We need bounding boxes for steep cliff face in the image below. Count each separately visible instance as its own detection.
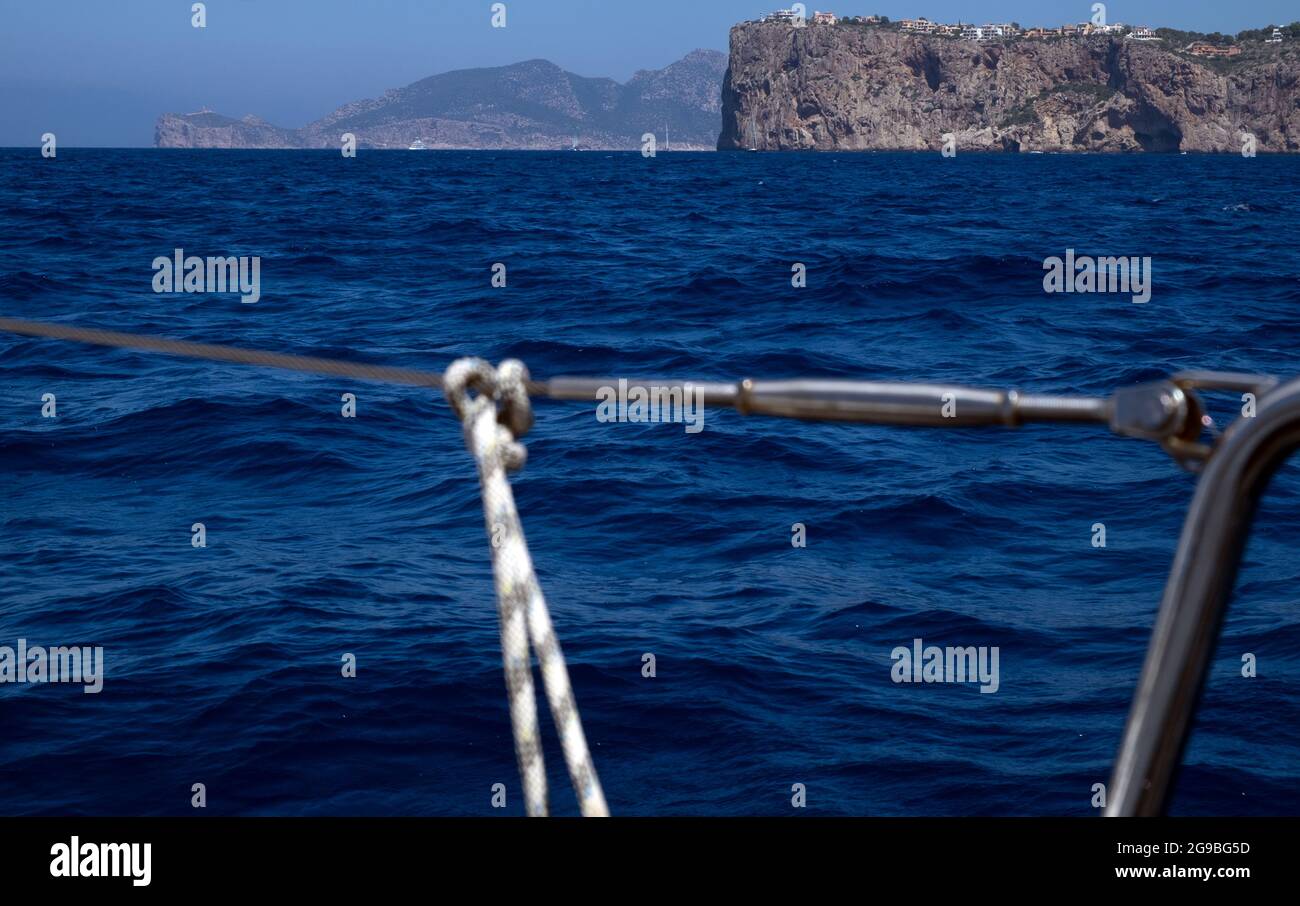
[157,51,727,150]
[718,24,1300,152]
[153,111,300,149]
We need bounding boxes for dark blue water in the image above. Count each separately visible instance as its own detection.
[1,149,1298,816]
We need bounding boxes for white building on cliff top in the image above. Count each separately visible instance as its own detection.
[763,8,804,24]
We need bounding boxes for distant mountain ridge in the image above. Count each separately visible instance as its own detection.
[155,50,727,150]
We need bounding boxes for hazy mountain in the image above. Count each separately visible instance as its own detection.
[156,50,728,150]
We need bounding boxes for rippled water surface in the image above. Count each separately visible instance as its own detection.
[1,149,1298,815]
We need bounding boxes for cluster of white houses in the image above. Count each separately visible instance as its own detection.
[897,17,1155,42]
[755,11,1154,40]
[756,12,1287,53]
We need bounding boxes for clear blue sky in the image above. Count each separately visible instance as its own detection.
[1,0,1293,146]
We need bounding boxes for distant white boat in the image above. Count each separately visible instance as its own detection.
[408,140,426,151]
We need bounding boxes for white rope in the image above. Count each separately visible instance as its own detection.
[444,357,609,818]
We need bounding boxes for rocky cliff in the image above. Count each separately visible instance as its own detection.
[718,23,1300,152]
[156,50,727,150]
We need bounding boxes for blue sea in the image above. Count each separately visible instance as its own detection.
[1,149,1298,816]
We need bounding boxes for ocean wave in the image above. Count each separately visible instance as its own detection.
[1,149,1298,816]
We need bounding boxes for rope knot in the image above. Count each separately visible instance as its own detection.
[443,357,534,472]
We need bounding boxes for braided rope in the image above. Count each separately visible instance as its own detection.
[444,358,609,818]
